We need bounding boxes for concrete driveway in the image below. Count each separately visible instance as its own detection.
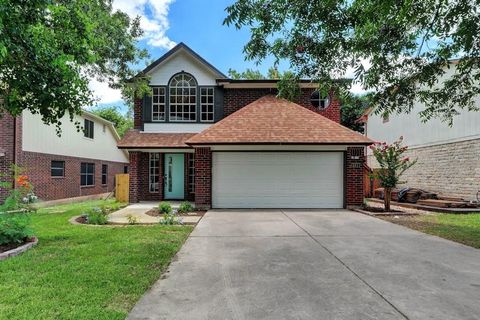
[128,210,480,320]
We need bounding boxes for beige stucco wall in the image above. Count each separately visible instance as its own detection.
[368,138,480,200]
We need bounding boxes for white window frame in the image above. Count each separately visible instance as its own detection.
[149,153,160,193]
[152,87,166,121]
[310,91,331,109]
[200,87,215,122]
[169,73,197,122]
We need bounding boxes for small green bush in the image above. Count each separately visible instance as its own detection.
[126,214,138,225]
[159,202,173,214]
[84,207,108,225]
[0,213,33,245]
[178,201,194,214]
[159,213,182,225]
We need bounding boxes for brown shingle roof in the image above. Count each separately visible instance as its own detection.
[117,130,195,149]
[187,95,373,145]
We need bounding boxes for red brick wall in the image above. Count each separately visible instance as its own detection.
[19,151,127,201]
[129,152,140,203]
[134,98,143,129]
[346,147,365,207]
[0,114,15,202]
[223,88,341,123]
[194,147,211,209]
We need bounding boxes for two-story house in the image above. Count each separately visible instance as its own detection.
[118,43,372,209]
[0,110,129,203]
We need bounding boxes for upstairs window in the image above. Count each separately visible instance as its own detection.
[200,88,214,122]
[310,91,331,109]
[169,73,197,122]
[152,87,166,121]
[84,119,94,139]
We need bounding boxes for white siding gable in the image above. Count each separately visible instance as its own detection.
[367,65,480,148]
[148,50,218,86]
[22,111,128,163]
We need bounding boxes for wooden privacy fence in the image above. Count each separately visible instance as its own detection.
[115,174,129,203]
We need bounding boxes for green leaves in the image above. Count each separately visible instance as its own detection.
[0,0,148,130]
[225,0,480,124]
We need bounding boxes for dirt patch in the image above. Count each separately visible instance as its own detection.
[145,208,206,217]
[379,216,437,231]
[362,206,403,214]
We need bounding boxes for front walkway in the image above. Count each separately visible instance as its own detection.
[108,202,201,224]
[128,209,480,320]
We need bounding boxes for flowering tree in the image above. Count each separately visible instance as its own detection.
[370,137,416,211]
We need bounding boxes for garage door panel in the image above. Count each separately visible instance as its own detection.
[212,152,344,208]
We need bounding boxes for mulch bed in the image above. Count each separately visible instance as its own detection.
[75,215,88,224]
[361,206,403,213]
[0,237,33,253]
[145,208,206,217]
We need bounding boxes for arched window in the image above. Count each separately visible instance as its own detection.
[169,73,197,121]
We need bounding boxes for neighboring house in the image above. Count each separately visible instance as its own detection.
[0,110,129,203]
[118,43,372,209]
[364,64,480,200]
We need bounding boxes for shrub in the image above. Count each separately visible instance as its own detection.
[159,202,172,214]
[0,165,38,213]
[127,214,138,225]
[159,212,182,225]
[178,201,194,214]
[84,207,109,225]
[0,213,33,245]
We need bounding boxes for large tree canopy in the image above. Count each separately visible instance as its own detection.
[90,106,133,137]
[224,0,480,124]
[0,0,148,128]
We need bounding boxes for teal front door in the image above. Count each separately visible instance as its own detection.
[164,154,185,199]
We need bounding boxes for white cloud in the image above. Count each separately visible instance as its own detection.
[88,78,123,106]
[89,0,176,104]
[112,0,176,49]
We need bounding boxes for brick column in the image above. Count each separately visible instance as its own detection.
[346,147,365,207]
[129,152,140,203]
[194,147,212,210]
[0,114,16,203]
[133,98,142,129]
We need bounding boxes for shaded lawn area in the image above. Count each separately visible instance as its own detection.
[0,200,193,320]
[381,213,480,249]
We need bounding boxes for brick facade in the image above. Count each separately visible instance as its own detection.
[134,98,143,129]
[128,152,140,203]
[223,88,341,123]
[346,147,365,207]
[368,138,480,201]
[194,147,211,210]
[1,113,128,203]
[18,151,126,201]
[0,114,20,203]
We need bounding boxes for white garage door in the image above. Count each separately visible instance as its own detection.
[212,152,344,208]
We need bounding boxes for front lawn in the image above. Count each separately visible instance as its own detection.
[381,213,480,248]
[0,200,193,320]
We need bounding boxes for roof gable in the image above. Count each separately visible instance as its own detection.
[187,96,373,145]
[140,43,227,81]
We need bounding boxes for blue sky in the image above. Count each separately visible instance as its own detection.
[92,0,362,112]
[91,0,286,112]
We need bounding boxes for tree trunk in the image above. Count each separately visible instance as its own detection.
[384,187,392,212]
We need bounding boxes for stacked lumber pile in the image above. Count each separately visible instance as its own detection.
[373,187,480,208]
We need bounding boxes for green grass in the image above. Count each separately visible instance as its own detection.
[0,200,193,320]
[382,213,480,248]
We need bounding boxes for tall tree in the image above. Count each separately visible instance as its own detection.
[225,1,480,124]
[228,68,266,79]
[90,106,132,137]
[0,0,148,129]
[341,95,370,133]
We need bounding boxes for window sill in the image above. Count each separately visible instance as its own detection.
[51,176,65,179]
[80,185,95,188]
[83,137,94,141]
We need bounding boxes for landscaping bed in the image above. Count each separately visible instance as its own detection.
[0,200,193,320]
[145,207,206,217]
